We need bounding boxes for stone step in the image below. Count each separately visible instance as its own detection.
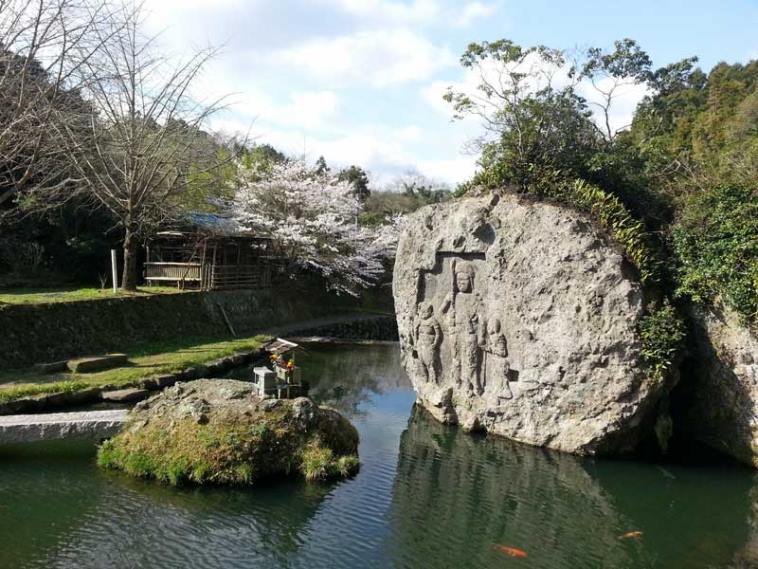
[101,388,149,403]
[34,360,69,374]
[67,354,129,373]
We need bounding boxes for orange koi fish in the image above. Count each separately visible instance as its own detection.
[618,531,643,540]
[493,544,528,558]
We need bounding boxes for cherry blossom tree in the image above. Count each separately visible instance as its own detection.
[232,159,395,295]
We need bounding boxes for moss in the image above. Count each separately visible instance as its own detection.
[97,396,360,486]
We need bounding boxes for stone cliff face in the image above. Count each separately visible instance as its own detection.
[683,304,758,467]
[393,194,668,455]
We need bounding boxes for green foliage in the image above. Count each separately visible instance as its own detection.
[337,165,371,201]
[631,60,757,190]
[638,303,687,382]
[360,178,451,226]
[0,380,90,404]
[578,38,652,82]
[454,35,756,332]
[672,185,757,322]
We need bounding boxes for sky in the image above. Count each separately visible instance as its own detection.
[142,0,758,187]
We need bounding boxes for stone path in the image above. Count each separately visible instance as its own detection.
[0,409,126,444]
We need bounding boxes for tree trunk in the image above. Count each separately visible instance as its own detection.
[121,226,138,291]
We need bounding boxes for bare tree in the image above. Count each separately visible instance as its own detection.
[573,39,652,143]
[0,0,117,206]
[54,4,226,290]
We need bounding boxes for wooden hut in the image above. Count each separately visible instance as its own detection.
[144,214,279,291]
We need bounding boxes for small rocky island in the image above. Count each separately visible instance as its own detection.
[98,379,360,485]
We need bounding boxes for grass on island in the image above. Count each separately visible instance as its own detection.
[0,286,184,306]
[0,334,270,404]
[97,390,360,486]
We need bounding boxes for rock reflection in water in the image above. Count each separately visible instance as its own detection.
[388,406,757,569]
[387,406,648,568]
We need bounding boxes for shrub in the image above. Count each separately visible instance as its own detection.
[638,303,687,382]
[672,184,757,324]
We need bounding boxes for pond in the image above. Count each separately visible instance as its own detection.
[0,343,755,569]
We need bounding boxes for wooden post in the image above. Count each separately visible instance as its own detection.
[110,249,118,292]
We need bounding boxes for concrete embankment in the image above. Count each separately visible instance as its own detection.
[0,409,126,444]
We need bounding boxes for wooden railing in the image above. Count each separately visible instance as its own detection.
[144,262,202,283]
[210,264,271,290]
[145,262,272,291]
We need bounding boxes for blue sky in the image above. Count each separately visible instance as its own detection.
[144,0,758,186]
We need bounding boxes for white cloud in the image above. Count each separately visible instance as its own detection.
[281,91,340,129]
[275,29,455,87]
[207,89,340,133]
[320,0,499,28]
[457,2,498,27]
[321,0,441,24]
[396,125,423,141]
[140,0,477,184]
[417,155,477,184]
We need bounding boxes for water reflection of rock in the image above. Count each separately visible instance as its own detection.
[302,343,410,415]
[730,484,758,568]
[387,406,649,569]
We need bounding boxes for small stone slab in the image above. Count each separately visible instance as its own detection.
[0,409,127,444]
[67,354,129,373]
[34,361,69,374]
[101,388,149,403]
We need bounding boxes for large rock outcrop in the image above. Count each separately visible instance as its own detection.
[683,304,758,467]
[393,194,667,455]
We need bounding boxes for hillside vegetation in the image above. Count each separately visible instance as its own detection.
[449,40,756,326]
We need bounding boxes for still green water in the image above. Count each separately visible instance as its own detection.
[0,344,755,569]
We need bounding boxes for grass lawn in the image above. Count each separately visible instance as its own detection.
[0,286,185,305]
[0,334,270,404]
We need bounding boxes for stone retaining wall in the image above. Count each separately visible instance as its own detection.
[0,280,381,369]
[284,314,399,341]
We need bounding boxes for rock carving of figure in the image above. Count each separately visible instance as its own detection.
[483,318,512,399]
[441,259,483,394]
[414,303,442,384]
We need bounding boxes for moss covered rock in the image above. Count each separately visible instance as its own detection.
[98,379,359,485]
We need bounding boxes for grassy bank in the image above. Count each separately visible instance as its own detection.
[0,286,182,305]
[0,334,269,404]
